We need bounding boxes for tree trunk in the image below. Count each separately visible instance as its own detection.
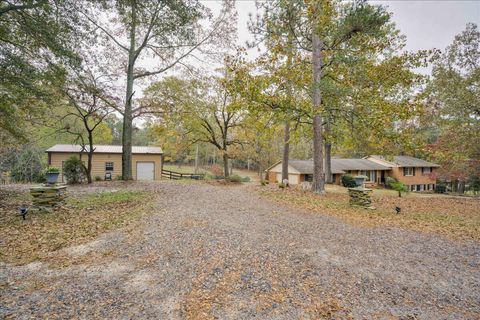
[282,31,293,183]
[258,164,263,180]
[281,121,290,181]
[223,152,229,178]
[458,180,465,194]
[452,179,458,192]
[87,131,94,184]
[311,11,325,194]
[194,144,199,174]
[122,2,136,181]
[325,141,332,184]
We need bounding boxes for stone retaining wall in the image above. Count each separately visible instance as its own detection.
[30,184,67,211]
[348,188,373,209]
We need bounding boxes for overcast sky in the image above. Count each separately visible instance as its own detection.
[225,0,480,70]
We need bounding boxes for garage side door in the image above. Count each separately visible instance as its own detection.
[136,162,155,180]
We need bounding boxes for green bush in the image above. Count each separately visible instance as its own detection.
[45,166,60,173]
[467,176,480,194]
[3,146,46,183]
[435,184,447,194]
[260,180,267,186]
[341,174,356,188]
[278,182,285,188]
[390,181,408,197]
[115,175,123,180]
[64,156,86,184]
[241,176,251,182]
[228,174,242,183]
[385,177,397,189]
[94,175,102,181]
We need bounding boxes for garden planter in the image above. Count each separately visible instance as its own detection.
[354,176,366,188]
[46,172,60,184]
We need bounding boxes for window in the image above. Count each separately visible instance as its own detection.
[370,170,377,183]
[359,170,370,181]
[105,162,114,171]
[304,174,313,182]
[410,185,415,192]
[403,167,414,176]
[422,167,431,174]
[416,185,421,192]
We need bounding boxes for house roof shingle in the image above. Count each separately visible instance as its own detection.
[333,159,391,171]
[287,159,390,174]
[288,160,346,174]
[370,155,440,167]
[46,144,163,154]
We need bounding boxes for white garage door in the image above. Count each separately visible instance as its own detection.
[136,162,155,180]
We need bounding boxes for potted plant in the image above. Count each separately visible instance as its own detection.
[45,167,60,184]
[354,175,368,188]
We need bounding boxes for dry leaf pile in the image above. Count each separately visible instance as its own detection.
[257,186,480,241]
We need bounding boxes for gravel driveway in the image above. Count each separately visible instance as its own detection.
[1,182,479,319]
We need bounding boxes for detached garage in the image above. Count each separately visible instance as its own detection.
[46,144,163,182]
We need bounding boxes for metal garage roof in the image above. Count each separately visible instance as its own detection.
[46,144,163,154]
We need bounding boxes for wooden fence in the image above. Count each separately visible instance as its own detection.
[161,169,205,180]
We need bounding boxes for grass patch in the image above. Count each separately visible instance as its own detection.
[258,186,480,241]
[0,189,152,265]
[68,190,143,209]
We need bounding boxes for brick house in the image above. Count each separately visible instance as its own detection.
[266,155,440,192]
[365,155,440,191]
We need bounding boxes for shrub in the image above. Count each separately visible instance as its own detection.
[3,146,46,183]
[228,174,242,183]
[241,176,251,182]
[390,181,408,197]
[94,175,102,181]
[385,177,397,189]
[435,183,447,194]
[341,174,356,188]
[260,180,267,186]
[278,182,285,188]
[45,167,60,173]
[115,175,123,180]
[467,176,480,194]
[64,156,86,184]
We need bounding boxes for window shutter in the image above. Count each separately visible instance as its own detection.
[413,167,416,176]
[403,167,406,176]
[421,167,424,174]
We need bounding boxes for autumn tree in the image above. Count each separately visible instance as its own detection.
[245,0,395,193]
[76,0,236,180]
[248,0,307,183]
[144,68,247,178]
[59,68,116,183]
[426,23,480,192]
[0,0,79,144]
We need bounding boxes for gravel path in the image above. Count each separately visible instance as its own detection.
[1,182,479,319]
